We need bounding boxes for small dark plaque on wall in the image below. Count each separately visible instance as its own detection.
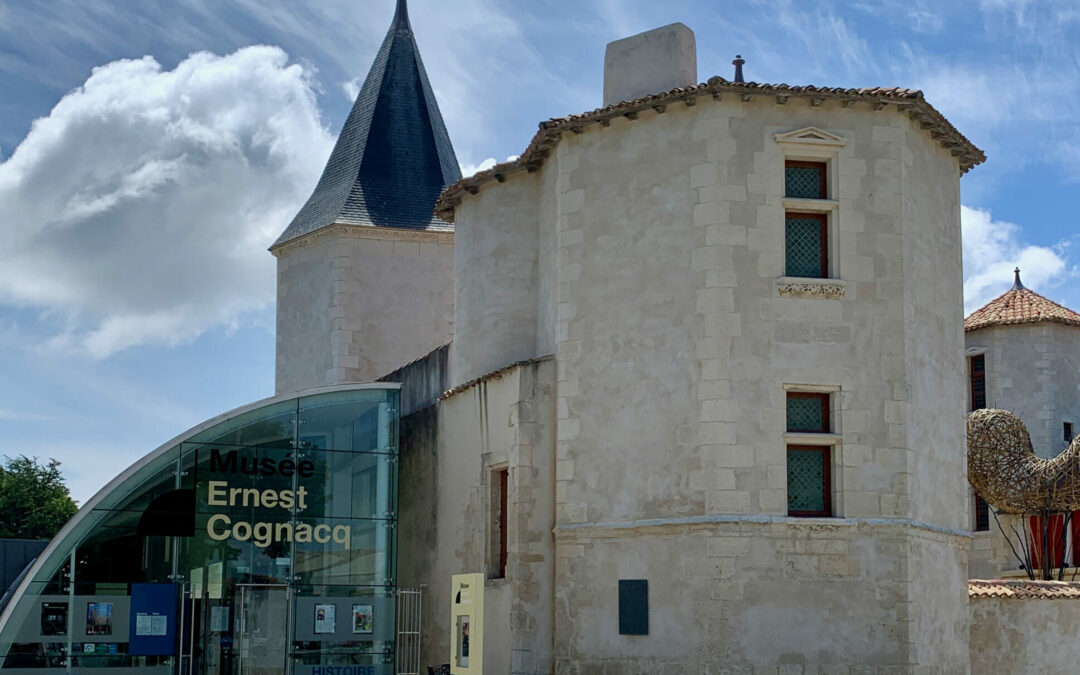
[618,579,648,635]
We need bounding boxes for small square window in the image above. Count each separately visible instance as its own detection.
[785,160,827,199]
[786,392,831,433]
[785,213,828,278]
[787,445,831,517]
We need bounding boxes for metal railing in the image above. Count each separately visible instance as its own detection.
[396,588,423,675]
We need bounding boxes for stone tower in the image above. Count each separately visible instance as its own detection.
[964,269,1080,458]
[414,23,986,671]
[271,0,459,394]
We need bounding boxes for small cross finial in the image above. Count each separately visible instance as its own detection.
[1012,267,1025,290]
[732,55,745,83]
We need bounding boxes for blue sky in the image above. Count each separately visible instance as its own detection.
[0,0,1077,503]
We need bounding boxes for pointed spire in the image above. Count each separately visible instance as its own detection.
[1012,267,1025,290]
[272,0,460,248]
[732,55,745,83]
[392,0,411,31]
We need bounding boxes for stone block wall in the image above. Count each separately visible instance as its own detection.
[448,86,971,669]
[965,323,1080,460]
[275,226,453,394]
[970,585,1080,672]
[554,520,968,673]
[398,360,556,674]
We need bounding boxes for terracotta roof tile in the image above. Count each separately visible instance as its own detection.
[969,579,1080,599]
[435,77,985,222]
[965,287,1080,331]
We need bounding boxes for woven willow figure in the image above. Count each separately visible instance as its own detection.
[968,408,1080,514]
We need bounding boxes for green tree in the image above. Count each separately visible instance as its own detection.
[0,455,78,539]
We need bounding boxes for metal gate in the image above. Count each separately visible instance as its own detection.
[396,588,423,675]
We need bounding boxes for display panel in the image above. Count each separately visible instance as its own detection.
[0,386,399,675]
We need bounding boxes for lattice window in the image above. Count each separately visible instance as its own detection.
[974,493,990,532]
[970,354,986,411]
[785,161,826,199]
[786,392,830,433]
[787,446,830,516]
[785,213,827,278]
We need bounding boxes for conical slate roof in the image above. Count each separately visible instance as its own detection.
[272,0,460,248]
[965,269,1080,331]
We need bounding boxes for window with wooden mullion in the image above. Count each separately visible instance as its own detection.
[785,212,829,279]
[786,392,831,434]
[787,445,832,517]
[786,392,833,517]
[784,160,827,200]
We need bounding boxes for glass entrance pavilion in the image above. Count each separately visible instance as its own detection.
[0,385,399,675]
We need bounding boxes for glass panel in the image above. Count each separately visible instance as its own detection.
[785,216,825,278]
[785,165,823,199]
[187,399,299,449]
[788,448,827,514]
[237,585,288,675]
[0,386,400,674]
[298,389,397,453]
[787,395,827,433]
[291,587,396,666]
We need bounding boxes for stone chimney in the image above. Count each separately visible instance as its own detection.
[603,23,697,107]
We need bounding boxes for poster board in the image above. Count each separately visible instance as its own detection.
[128,583,177,656]
[449,573,484,675]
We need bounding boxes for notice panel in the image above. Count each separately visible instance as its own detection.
[128,583,177,655]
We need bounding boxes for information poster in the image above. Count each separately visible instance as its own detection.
[207,562,223,600]
[210,606,229,632]
[41,602,67,636]
[135,614,152,636]
[314,604,335,634]
[190,567,203,599]
[352,604,373,634]
[86,602,113,635]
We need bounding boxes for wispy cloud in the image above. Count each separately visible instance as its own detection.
[0,408,51,422]
[459,155,519,178]
[961,205,1073,313]
[341,77,360,102]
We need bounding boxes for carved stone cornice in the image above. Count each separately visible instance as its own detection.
[774,277,847,300]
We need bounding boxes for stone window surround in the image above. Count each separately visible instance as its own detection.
[783,383,843,517]
[775,127,848,299]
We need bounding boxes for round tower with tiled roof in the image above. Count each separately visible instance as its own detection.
[271,0,458,393]
[965,269,1080,460]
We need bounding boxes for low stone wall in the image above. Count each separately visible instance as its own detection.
[969,580,1080,673]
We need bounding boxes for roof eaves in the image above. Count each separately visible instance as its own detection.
[435,77,985,223]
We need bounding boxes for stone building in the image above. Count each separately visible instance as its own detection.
[389,20,987,673]
[11,4,1080,674]
[965,270,1080,579]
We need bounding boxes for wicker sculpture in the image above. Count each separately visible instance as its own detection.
[968,408,1080,514]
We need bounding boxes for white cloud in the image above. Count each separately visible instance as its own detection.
[459,155,520,178]
[961,205,1070,313]
[341,77,360,102]
[0,46,334,358]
